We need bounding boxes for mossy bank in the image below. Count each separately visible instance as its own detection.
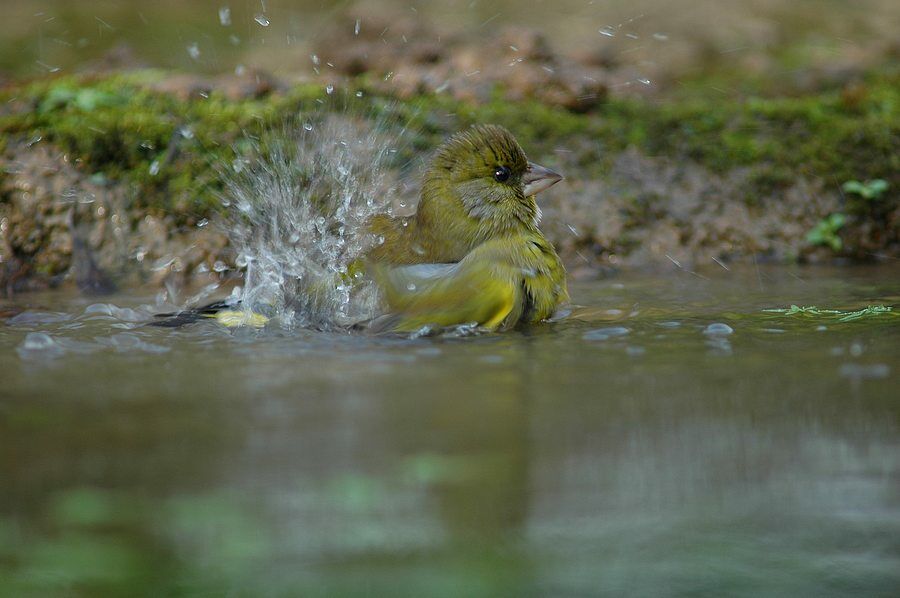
[1,67,898,294]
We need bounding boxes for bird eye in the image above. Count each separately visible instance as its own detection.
[493,166,511,182]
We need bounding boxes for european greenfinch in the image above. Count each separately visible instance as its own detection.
[362,124,568,332]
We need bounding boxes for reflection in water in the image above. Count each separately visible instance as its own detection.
[386,345,532,539]
[1,267,899,595]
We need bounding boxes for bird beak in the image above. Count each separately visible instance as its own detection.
[523,162,563,197]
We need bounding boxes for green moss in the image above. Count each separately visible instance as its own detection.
[1,69,897,223]
[0,74,338,217]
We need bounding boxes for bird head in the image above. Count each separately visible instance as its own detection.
[421,125,562,233]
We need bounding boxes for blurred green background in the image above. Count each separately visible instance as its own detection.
[3,0,898,94]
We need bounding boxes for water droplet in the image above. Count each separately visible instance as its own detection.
[703,323,733,336]
[310,54,320,66]
[354,18,361,35]
[355,91,363,98]
[149,160,160,176]
[8,311,71,325]
[638,77,651,86]
[406,283,417,291]
[254,14,270,27]
[325,83,334,94]
[303,122,313,131]
[218,6,231,26]
[187,43,200,60]
[213,261,228,272]
[231,158,248,173]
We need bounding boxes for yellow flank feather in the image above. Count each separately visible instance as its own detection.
[213,310,270,328]
[371,230,567,333]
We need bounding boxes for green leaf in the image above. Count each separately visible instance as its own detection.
[842,180,865,195]
[827,213,847,228]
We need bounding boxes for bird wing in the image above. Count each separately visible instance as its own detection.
[371,259,522,333]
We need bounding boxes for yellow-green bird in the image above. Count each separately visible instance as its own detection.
[364,125,569,332]
[154,125,568,331]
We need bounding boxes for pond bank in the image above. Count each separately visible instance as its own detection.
[1,64,897,294]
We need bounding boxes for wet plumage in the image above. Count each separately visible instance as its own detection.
[365,124,569,332]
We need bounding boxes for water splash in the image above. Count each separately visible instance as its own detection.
[222,115,411,330]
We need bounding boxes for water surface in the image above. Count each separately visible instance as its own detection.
[1,265,899,596]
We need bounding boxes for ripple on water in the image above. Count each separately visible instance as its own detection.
[8,311,72,326]
[104,333,170,354]
[583,326,631,341]
[17,332,64,358]
[17,332,102,359]
[839,363,890,380]
[82,303,148,323]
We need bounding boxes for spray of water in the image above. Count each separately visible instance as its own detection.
[221,114,413,330]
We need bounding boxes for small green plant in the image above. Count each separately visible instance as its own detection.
[806,213,846,251]
[39,86,125,113]
[763,305,894,322]
[842,179,889,201]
